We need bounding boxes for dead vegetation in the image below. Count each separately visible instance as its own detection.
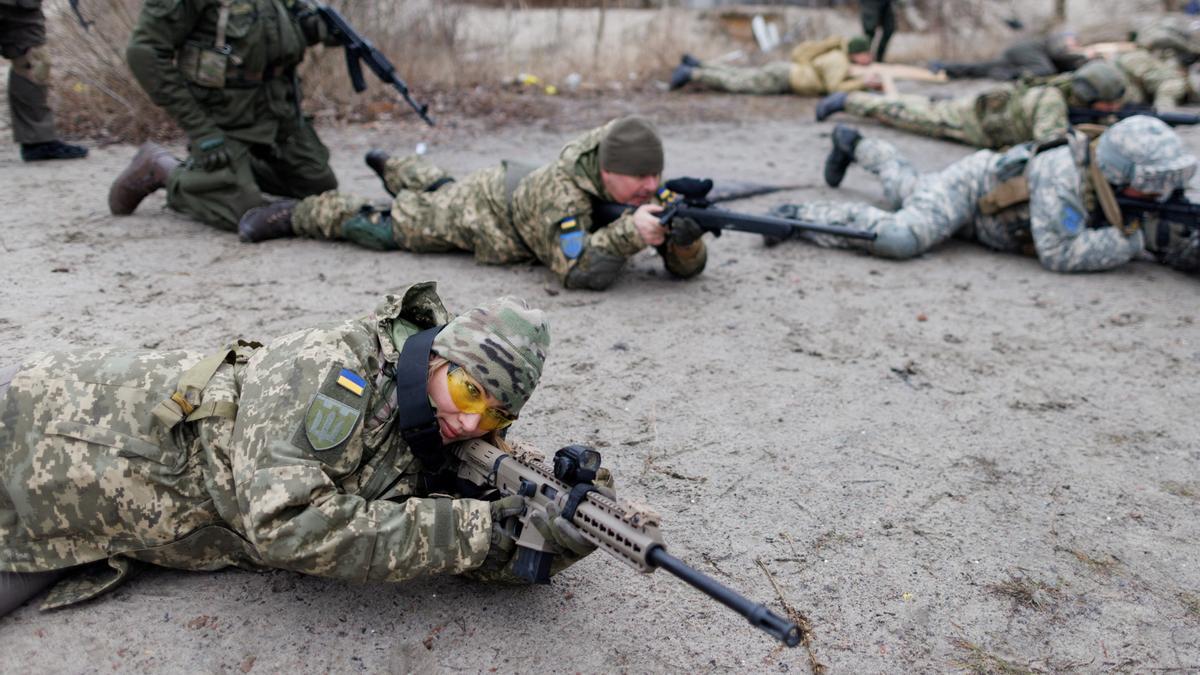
[948,637,1037,675]
[988,573,1062,611]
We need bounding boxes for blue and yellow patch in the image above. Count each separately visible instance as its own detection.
[336,368,366,396]
[1061,204,1083,235]
[558,217,584,259]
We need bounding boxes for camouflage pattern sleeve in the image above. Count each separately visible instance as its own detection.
[230,324,491,582]
[1022,86,1069,146]
[126,0,220,139]
[1118,50,1188,108]
[1026,147,1144,272]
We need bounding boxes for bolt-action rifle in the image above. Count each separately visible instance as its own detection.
[314,4,434,126]
[449,439,804,647]
[594,177,876,242]
[1068,104,1200,127]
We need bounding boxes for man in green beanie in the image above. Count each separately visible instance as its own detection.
[238,116,707,291]
[669,36,880,96]
[0,282,607,614]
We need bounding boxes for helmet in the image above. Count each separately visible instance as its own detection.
[1070,61,1126,105]
[1096,115,1198,195]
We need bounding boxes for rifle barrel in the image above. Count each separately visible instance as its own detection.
[647,546,803,647]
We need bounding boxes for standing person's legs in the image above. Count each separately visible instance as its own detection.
[1,6,56,144]
[875,0,896,62]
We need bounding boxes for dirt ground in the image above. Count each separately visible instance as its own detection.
[2,84,1199,673]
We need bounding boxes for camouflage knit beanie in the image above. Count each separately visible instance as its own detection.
[847,35,871,54]
[1071,60,1126,104]
[432,296,550,416]
[599,116,663,176]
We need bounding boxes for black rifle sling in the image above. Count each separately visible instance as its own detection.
[394,326,446,469]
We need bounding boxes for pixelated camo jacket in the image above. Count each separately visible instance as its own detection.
[0,282,492,607]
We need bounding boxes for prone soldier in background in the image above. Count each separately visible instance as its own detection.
[814,60,1127,149]
[667,36,880,96]
[931,32,1090,81]
[770,115,1199,275]
[0,0,87,161]
[237,116,708,291]
[107,0,339,230]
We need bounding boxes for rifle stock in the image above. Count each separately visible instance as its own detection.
[315,5,435,126]
[451,439,804,647]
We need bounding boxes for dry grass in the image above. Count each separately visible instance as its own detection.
[948,637,1036,675]
[988,573,1062,611]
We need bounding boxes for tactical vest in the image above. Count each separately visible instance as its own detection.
[978,134,1137,239]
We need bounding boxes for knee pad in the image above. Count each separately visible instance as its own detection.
[870,221,923,259]
[563,249,626,290]
[11,46,51,86]
[343,209,399,250]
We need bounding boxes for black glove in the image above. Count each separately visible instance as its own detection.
[668,216,704,247]
[190,134,230,171]
[664,177,713,200]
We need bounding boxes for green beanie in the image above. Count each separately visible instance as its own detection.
[599,116,663,176]
[847,35,871,55]
[432,296,550,416]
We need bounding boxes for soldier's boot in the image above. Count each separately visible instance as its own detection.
[365,149,454,197]
[21,140,88,162]
[815,91,848,122]
[824,124,862,188]
[669,63,694,91]
[238,199,297,243]
[108,142,179,215]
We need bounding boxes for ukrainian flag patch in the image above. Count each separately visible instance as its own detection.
[336,368,366,396]
[559,217,584,259]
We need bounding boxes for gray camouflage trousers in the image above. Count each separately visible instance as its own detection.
[691,62,792,95]
[773,137,992,258]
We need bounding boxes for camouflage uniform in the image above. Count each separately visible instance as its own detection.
[125,0,337,230]
[689,37,868,96]
[772,119,1198,273]
[1115,49,1195,108]
[842,81,1070,149]
[0,282,559,609]
[0,0,56,144]
[292,120,707,290]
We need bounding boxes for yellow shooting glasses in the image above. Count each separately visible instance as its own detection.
[446,364,516,431]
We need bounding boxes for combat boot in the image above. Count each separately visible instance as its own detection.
[669,64,694,91]
[21,140,88,161]
[365,149,393,195]
[824,124,862,188]
[815,91,848,122]
[108,143,179,215]
[238,199,297,243]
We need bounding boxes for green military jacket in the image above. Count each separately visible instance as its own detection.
[126,0,323,144]
[511,121,708,286]
[967,83,1069,149]
[0,282,491,608]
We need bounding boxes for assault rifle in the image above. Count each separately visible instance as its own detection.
[450,439,804,647]
[314,4,435,126]
[594,177,876,242]
[1068,104,1200,127]
[1116,189,1199,232]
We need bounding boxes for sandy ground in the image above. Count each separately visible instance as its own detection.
[2,85,1200,673]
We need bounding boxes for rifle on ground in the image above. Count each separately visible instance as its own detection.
[1068,104,1200,127]
[449,439,804,647]
[314,4,434,126]
[594,177,876,242]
